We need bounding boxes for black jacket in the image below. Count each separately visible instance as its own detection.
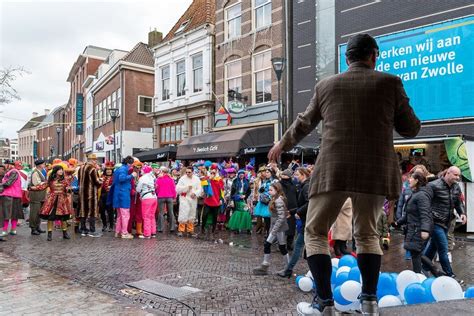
[296,179,310,226]
[427,178,465,229]
[396,186,433,252]
[280,178,298,211]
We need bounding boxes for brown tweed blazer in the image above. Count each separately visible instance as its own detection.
[280,62,421,199]
[78,162,102,218]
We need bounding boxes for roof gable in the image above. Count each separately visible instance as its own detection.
[18,115,47,132]
[163,0,215,42]
[121,42,154,67]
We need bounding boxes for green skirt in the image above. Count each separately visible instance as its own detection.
[227,202,252,231]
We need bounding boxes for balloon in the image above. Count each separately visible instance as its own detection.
[298,276,314,292]
[416,273,427,282]
[331,258,340,268]
[431,276,464,301]
[339,255,357,268]
[378,295,403,308]
[348,267,361,282]
[331,266,337,285]
[377,273,398,298]
[404,283,429,305]
[334,301,352,312]
[334,285,352,305]
[396,270,419,301]
[336,266,351,277]
[306,270,313,279]
[340,280,362,302]
[295,275,303,287]
[421,277,436,303]
[465,287,474,298]
[350,300,360,311]
[335,272,349,287]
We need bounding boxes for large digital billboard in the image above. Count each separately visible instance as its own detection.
[339,16,473,121]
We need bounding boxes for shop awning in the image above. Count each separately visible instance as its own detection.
[177,126,274,160]
[134,145,177,162]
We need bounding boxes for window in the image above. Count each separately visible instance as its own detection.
[138,96,153,113]
[226,4,241,40]
[94,103,99,128]
[160,121,184,146]
[253,50,272,104]
[161,65,170,100]
[107,95,111,121]
[117,88,122,116]
[175,19,190,34]
[225,60,242,103]
[192,54,203,93]
[191,117,204,136]
[255,0,272,29]
[112,91,117,110]
[176,60,186,97]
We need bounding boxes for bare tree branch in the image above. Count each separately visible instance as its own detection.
[0,66,30,105]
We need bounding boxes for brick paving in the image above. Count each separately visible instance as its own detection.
[0,222,473,315]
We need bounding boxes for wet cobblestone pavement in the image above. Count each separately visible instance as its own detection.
[1,223,473,315]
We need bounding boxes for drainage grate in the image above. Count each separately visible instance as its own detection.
[126,279,201,299]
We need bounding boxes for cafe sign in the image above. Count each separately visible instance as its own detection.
[228,100,246,114]
[156,153,166,159]
[243,147,256,154]
[192,145,219,153]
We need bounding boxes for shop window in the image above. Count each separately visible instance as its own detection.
[253,50,272,104]
[191,117,204,136]
[161,65,170,100]
[225,60,242,104]
[138,96,153,113]
[192,53,203,93]
[226,3,241,40]
[176,60,186,97]
[255,0,271,29]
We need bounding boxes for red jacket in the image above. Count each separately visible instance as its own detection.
[204,178,224,207]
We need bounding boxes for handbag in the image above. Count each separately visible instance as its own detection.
[259,193,271,205]
[22,190,30,207]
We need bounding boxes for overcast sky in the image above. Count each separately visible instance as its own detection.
[0,0,192,139]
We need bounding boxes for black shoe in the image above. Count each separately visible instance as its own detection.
[102,226,107,232]
[36,227,46,234]
[31,228,41,236]
[63,231,71,240]
[47,232,52,241]
[277,269,292,278]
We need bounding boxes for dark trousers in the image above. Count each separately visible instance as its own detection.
[202,205,219,233]
[423,224,452,276]
[410,250,422,273]
[80,217,96,233]
[99,193,115,228]
[29,202,42,229]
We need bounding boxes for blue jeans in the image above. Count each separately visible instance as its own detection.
[423,224,452,276]
[287,232,305,271]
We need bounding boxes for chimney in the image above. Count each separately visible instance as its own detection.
[32,112,38,118]
[148,29,163,48]
[44,109,50,116]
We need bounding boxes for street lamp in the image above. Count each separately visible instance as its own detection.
[271,57,286,140]
[109,108,119,162]
[56,126,61,159]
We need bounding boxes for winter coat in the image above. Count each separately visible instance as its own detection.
[296,179,310,227]
[270,196,289,235]
[230,178,251,202]
[427,178,464,229]
[176,174,202,222]
[78,162,102,218]
[280,178,298,236]
[396,186,433,252]
[155,174,176,199]
[111,165,134,209]
[136,173,157,200]
[331,198,353,241]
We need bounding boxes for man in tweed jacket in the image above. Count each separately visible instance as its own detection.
[268,34,420,315]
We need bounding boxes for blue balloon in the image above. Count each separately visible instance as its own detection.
[339,255,357,268]
[348,267,361,282]
[295,275,303,287]
[465,286,474,298]
[405,283,429,305]
[334,285,352,305]
[377,273,398,298]
[336,272,349,286]
[331,266,337,285]
[204,160,212,167]
[422,277,436,302]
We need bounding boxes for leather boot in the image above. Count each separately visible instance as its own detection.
[36,226,46,233]
[31,228,41,235]
[63,230,71,240]
[252,263,269,275]
[136,222,143,236]
[47,231,52,241]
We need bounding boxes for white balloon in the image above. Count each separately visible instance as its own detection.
[350,300,361,311]
[340,280,362,302]
[431,276,464,302]
[378,295,403,308]
[298,276,314,292]
[334,301,352,312]
[336,266,351,277]
[396,270,419,301]
[416,273,427,282]
[331,258,340,268]
[306,270,313,279]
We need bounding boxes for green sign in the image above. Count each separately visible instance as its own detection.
[444,137,471,181]
[227,100,246,114]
